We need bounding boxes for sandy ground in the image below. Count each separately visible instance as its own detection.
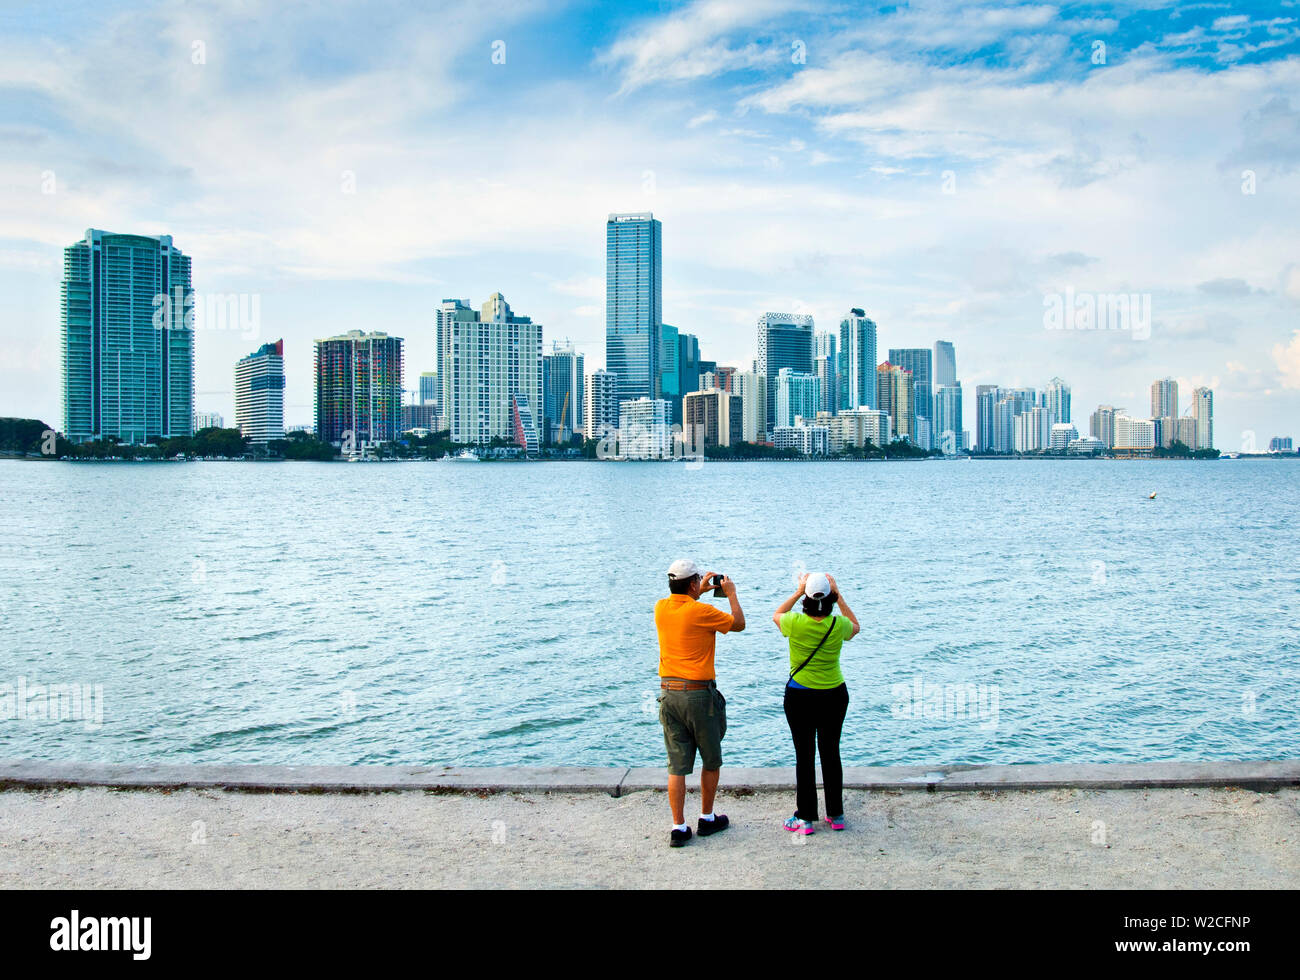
[1,785,1296,888]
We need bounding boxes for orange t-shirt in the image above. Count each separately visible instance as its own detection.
[655,594,735,680]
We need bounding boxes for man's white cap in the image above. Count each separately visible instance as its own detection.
[803,572,833,600]
[667,558,700,581]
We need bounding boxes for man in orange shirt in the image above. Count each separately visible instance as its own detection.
[655,558,747,848]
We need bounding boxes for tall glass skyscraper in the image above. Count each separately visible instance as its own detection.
[935,383,964,454]
[660,323,681,423]
[542,342,584,443]
[677,331,700,397]
[61,229,194,444]
[889,348,933,448]
[606,212,662,404]
[934,340,957,388]
[757,312,814,430]
[838,309,877,412]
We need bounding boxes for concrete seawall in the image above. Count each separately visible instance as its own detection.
[3,758,1298,795]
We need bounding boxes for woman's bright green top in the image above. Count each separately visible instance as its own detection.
[779,611,854,689]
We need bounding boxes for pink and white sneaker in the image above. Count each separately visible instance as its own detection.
[784,815,815,835]
[824,815,845,831]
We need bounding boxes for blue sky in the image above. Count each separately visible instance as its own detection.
[3,0,1299,444]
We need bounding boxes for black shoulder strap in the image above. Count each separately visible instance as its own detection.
[789,616,836,681]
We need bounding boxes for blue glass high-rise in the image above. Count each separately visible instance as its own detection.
[61,229,194,444]
[606,213,662,404]
[889,348,933,449]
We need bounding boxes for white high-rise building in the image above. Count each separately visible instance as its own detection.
[1193,387,1213,450]
[821,408,891,452]
[1050,422,1078,451]
[773,424,829,456]
[438,293,542,447]
[813,331,838,415]
[234,339,285,445]
[585,369,620,441]
[1013,406,1050,452]
[734,371,768,444]
[1114,414,1156,450]
[775,368,820,430]
[1046,377,1071,426]
[617,397,673,458]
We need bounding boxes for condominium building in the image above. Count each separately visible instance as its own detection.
[814,331,838,415]
[774,424,829,456]
[1068,436,1104,456]
[1269,436,1293,452]
[606,212,662,403]
[1151,377,1179,420]
[818,408,891,452]
[193,411,224,430]
[61,229,194,444]
[617,397,673,458]
[935,383,964,454]
[314,331,405,447]
[1050,423,1079,451]
[758,312,814,426]
[774,368,820,430]
[975,385,1000,452]
[1192,387,1213,450]
[684,388,743,449]
[1046,377,1072,426]
[877,361,915,443]
[1013,406,1050,452]
[437,293,542,448]
[542,341,584,444]
[734,371,768,444]
[402,403,437,432]
[839,309,877,411]
[660,323,680,423]
[1090,405,1118,449]
[512,393,540,456]
[585,369,620,441]
[1113,414,1156,451]
[418,371,438,406]
[889,348,933,448]
[234,339,285,445]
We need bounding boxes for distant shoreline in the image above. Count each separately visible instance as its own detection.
[2,454,1294,464]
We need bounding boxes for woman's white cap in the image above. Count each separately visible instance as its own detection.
[804,572,832,599]
[667,558,700,580]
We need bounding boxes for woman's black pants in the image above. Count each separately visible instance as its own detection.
[783,682,850,822]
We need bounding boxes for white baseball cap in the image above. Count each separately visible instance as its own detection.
[803,572,833,600]
[667,558,700,581]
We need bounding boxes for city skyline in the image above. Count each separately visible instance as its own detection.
[4,2,1298,446]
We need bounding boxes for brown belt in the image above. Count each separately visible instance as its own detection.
[660,678,715,691]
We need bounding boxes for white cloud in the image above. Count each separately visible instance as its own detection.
[1274,331,1300,388]
[597,0,805,95]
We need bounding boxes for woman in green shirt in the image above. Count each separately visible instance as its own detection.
[773,571,860,833]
